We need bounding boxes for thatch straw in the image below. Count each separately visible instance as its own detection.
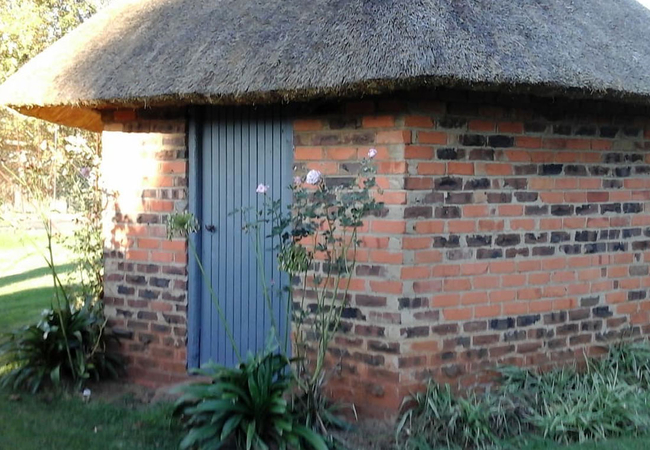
[1,0,650,130]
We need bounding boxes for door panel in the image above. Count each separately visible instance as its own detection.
[198,106,292,367]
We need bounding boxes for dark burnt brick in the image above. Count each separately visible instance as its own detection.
[600,126,619,138]
[137,311,158,321]
[551,205,574,216]
[488,192,512,203]
[440,351,456,361]
[565,165,588,176]
[600,203,622,214]
[569,309,590,321]
[163,265,186,276]
[368,341,400,354]
[446,192,473,204]
[514,164,537,175]
[459,134,486,146]
[488,135,514,147]
[355,353,385,367]
[490,317,515,330]
[443,336,470,349]
[423,192,445,204]
[464,321,488,332]
[576,125,597,136]
[626,153,644,163]
[581,320,602,332]
[526,233,548,244]
[468,149,495,161]
[437,148,464,160]
[495,234,521,247]
[435,177,463,191]
[557,323,579,335]
[575,230,598,242]
[473,334,500,346]
[632,241,650,251]
[433,236,461,248]
[329,117,359,129]
[553,124,572,135]
[413,310,441,321]
[589,166,610,176]
[435,206,462,219]
[580,296,600,307]
[466,235,492,247]
[447,249,473,260]
[464,178,490,190]
[628,290,647,301]
[432,324,459,335]
[117,285,135,295]
[152,323,171,334]
[136,214,160,224]
[477,248,503,259]
[603,179,623,189]
[441,364,465,378]
[608,317,627,328]
[525,122,547,133]
[539,164,563,176]
[544,311,567,324]
[514,192,538,202]
[561,244,582,255]
[504,178,528,190]
[608,242,627,252]
[604,153,624,163]
[341,308,365,320]
[162,314,185,324]
[636,166,650,174]
[615,167,632,177]
[506,248,529,258]
[112,327,134,340]
[439,117,468,129]
[645,228,650,237]
[517,314,541,327]
[401,326,430,338]
[592,307,612,320]
[623,127,641,137]
[404,206,432,218]
[525,205,548,216]
[150,277,170,288]
[397,355,424,369]
[600,229,620,240]
[624,203,643,214]
[570,334,592,345]
[533,328,554,339]
[551,231,571,243]
[584,243,607,254]
[355,325,385,337]
[576,204,598,215]
[126,275,146,285]
[532,246,555,256]
[503,330,527,342]
[356,265,384,277]
[116,309,133,318]
[138,264,160,274]
[398,297,426,309]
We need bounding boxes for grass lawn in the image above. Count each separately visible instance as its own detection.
[0,390,183,450]
[0,229,75,332]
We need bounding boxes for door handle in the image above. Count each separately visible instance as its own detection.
[205,224,216,233]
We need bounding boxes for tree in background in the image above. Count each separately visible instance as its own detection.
[0,0,111,301]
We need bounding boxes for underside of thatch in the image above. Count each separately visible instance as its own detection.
[2,0,650,130]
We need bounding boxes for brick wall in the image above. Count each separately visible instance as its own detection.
[101,109,189,386]
[293,91,650,416]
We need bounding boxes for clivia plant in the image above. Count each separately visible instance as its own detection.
[169,148,383,449]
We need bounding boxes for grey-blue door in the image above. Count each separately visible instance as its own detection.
[196,106,292,367]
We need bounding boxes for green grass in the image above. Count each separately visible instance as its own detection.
[523,436,650,449]
[0,390,183,450]
[0,229,75,332]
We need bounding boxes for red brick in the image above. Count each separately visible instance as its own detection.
[417,162,445,175]
[405,116,434,128]
[363,116,396,128]
[294,119,323,131]
[418,131,448,145]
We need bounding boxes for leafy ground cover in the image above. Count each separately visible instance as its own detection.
[0,228,74,332]
[0,388,184,450]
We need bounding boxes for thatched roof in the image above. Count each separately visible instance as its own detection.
[2,0,650,131]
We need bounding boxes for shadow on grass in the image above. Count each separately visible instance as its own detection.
[0,263,76,291]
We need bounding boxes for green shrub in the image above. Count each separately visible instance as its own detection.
[0,305,124,393]
[397,342,650,449]
[174,351,327,450]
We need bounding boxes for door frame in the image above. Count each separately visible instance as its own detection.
[186,106,294,369]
